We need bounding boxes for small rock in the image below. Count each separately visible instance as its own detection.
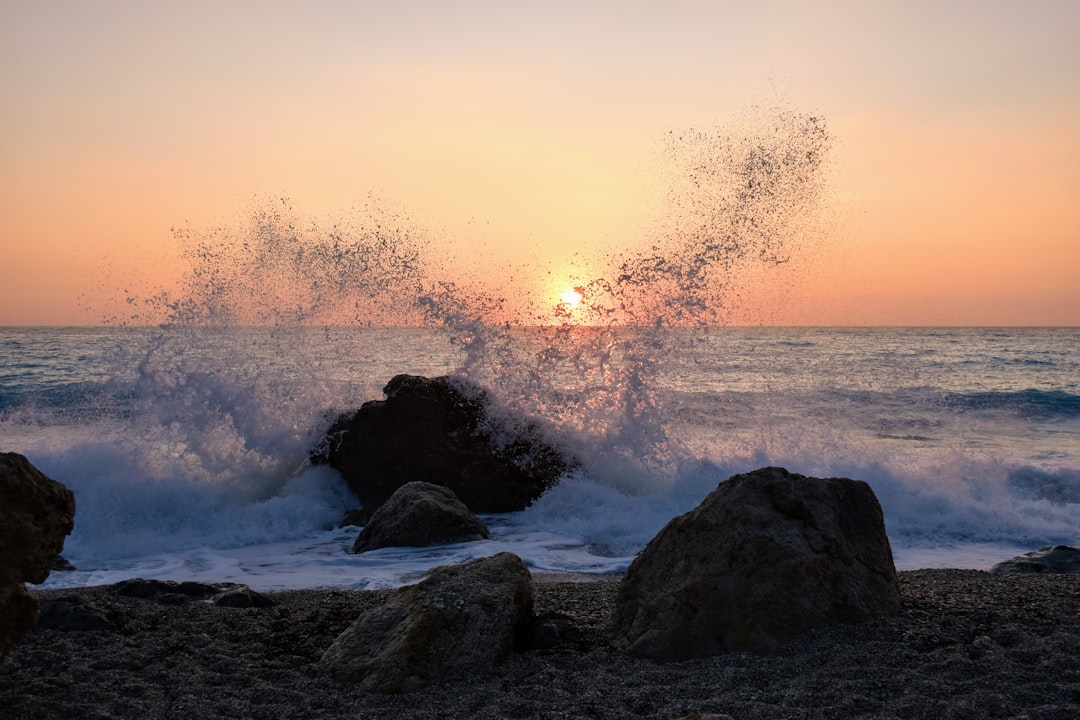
[215,586,274,608]
[990,545,1080,574]
[111,579,272,606]
[38,596,115,632]
[320,552,534,693]
[353,481,489,553]
[518,611,583,651]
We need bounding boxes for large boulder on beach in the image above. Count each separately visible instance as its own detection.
[990,545,1080,574]
[311,374,573,513]
[353,481,489,553]
[0,452,76,662]
[612,466,900,660]
[320,552,534,693]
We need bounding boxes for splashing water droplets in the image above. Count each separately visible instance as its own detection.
[119,104,832,486]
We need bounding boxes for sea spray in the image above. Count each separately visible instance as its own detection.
[9,326,1078,586]
[114,105,833,494]
[156,195,431,327]
[22,103,1070,584]
[425,108,832,482]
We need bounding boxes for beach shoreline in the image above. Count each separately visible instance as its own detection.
[2,569,1077,719]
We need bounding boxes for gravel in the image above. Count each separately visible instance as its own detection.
[1,570,1077,719]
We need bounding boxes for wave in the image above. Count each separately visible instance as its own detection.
[9,99,1077,587]
[25,428,1079,581]
[1006,465,1080,505]
[0,380,134,422]
[942,389,1080,418]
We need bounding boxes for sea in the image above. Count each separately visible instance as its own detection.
[3,324,1078,591]
[5,109,1078,591]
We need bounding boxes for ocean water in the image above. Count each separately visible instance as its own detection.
[5,107,1078,590]
[3,325,1077,591]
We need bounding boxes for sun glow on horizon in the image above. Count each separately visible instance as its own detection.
[560,286,584,310]
[1,4,1077,326]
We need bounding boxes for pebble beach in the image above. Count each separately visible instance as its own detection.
[2,569,1078,720]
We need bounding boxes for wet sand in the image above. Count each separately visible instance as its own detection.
[2,570,1078,719]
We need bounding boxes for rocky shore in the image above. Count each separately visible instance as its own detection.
[2,570,1078,720]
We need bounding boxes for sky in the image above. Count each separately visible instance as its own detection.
[2,0,1078,326]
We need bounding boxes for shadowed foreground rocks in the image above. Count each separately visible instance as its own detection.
[0,452,75,663]
[991,545,1080,574]
[311,374,573,513]
[109,579,274,608]
[37,580,273,632]
[612,467,900,659]
[320,552,534,693]
[2,571,1078,719]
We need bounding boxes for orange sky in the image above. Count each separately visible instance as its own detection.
[2,1,1078,326]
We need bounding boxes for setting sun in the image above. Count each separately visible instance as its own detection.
[560,287,584,310]
[1,2,1077,328]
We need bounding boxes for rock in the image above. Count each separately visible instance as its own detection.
[214,585,275,608]
[611,466,900,660]
[38,595,115,632]
[518,611,583,651]
[320,552,534,693]
[111,579,273,607]
[0,452,76,662]
[339,508,371,528]
[311,374,573,513]
[50,555,76,572]
[990,545,1080,574]
[353,481,490,553]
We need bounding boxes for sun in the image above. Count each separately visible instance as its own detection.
[560,286,584,310]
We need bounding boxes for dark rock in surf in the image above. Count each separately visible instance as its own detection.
[320,552,534,693]
[611,466,900,660]
[990,545,1080,574]
[0,452,76,663]
[353,481,489,553]
[311,374,573,514]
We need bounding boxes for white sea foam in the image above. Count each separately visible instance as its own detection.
[24,384,1079,593]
